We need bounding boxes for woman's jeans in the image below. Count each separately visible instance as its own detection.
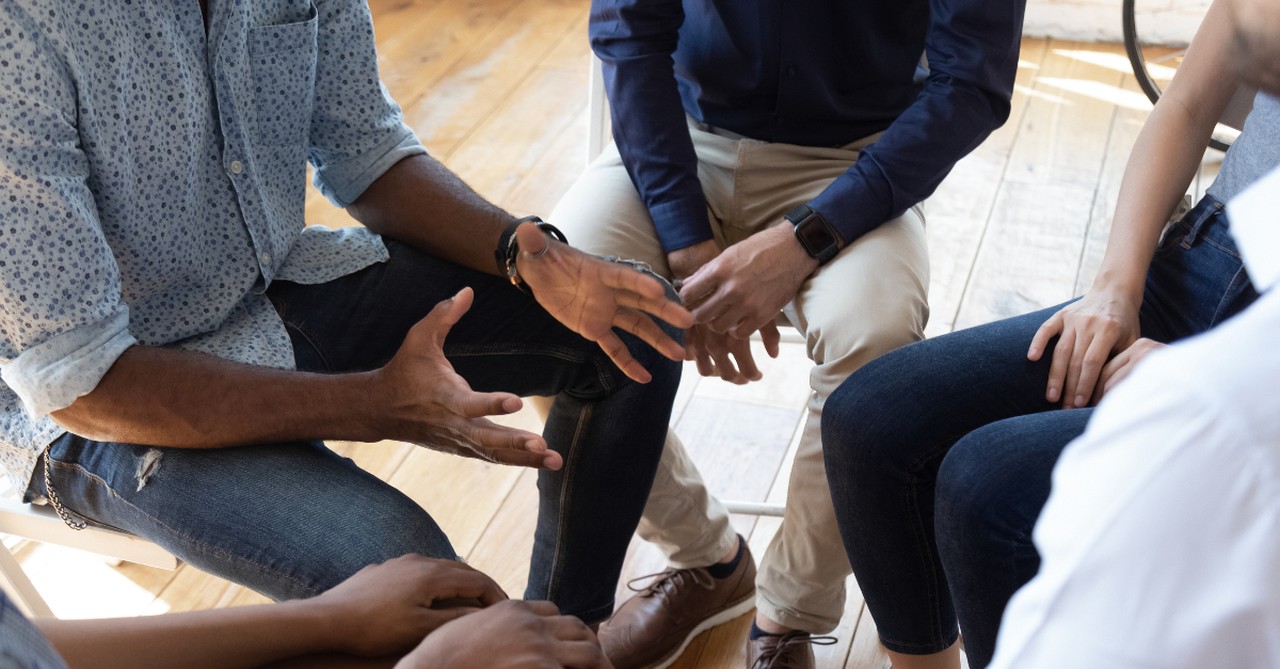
[823,196,1258,666]
[28,240,682,623]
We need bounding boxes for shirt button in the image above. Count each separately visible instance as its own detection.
[229,160,244,174]
[260,252,272,266]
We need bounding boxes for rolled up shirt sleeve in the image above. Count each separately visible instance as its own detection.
[306,0,427,207]
[2,310,136,419]
[0,4,137,419]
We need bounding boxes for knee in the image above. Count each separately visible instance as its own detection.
[821,342,944,471]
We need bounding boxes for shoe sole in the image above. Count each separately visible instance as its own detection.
[640,591,758,669]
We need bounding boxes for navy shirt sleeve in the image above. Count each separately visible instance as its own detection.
[590,0,712,253]
[811,0,1026,245]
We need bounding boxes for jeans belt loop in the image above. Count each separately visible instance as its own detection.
[1181,198,1225,250]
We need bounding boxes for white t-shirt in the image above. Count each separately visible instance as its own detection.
[989,167,1280,668]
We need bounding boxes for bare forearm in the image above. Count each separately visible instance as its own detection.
[37,600,343,669]
[50,346,381,448]
[1094,0,1240,300]
[347,154,513,274]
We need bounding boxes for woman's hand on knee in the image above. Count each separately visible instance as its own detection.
[1028,290,1141,408]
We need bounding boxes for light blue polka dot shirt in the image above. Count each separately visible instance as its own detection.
[0,0,425,488]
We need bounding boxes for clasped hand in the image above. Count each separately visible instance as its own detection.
[673,227,815,383]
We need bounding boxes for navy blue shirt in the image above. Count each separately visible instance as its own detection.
[590,0,1026,252]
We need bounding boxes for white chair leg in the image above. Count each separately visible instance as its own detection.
[722,500,786,517]
[0,545,53,618]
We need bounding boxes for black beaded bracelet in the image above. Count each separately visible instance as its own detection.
[494,215,567,294]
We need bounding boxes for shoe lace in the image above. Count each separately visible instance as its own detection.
[751,633,837,669]
[625,567,715,598]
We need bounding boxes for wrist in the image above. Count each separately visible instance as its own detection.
[331,370,388,443]
[772,221,821,275]
[667,240,719,279]
[494,216,566,293]
[1088,270,1146,306]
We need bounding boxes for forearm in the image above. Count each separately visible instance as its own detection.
[1092,0,1240,301]
[50,346,381,448]
[37,599,342,669]
[346,154,512,274]
[590,0,712,252]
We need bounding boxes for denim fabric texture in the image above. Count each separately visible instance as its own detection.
[30,241,682,623]
[0,591,67,668]
[823,195,1258,666]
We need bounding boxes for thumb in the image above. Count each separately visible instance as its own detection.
[515,221,552,258]
[411,287,474,348]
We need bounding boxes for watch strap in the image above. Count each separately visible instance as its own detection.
[494,215,567,293]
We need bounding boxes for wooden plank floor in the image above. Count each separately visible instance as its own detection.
[7,1,1225,666]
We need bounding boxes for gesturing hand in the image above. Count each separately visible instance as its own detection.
[375,287,561,470]
[514,223,694,384]
[314,555,508,658]
[396,600,613,669]
[1027,288,1142,408]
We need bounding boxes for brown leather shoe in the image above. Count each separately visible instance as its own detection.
[746,632,837,669]
[599,538,757,669]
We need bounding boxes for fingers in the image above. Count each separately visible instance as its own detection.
[613,308,686,362]
[594,331,653,384]
[415,288,475,349]
[605,268,694,328]
[707,336,745,384]
[1043,327,1073,405]
[1071,335,1112,408]
[456,390,526,418]
[1093,354,1125,405]
[1060,331,1090,409]
[518,599,562,616]
[409,557,510,607]
[758,321,781,359]
[1028,311,1063,362]
[464,419,560,470]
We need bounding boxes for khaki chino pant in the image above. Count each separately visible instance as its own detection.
[550,119,930,633]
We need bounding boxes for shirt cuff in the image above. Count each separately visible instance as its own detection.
[313,126,427,207]
[649,197,714,252]
[1,308,137,419]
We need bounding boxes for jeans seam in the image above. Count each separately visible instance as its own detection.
[1210,267,1252,327]
[282,320,333,372]
[544,403,591,605]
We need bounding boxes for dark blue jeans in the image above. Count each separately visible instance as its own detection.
[823,196,1258,666]
[29,239,682,623]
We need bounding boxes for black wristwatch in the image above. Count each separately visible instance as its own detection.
[494,215,567,294]
[785,204,842,265]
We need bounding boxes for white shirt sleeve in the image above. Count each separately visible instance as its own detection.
[989,290,1280,669]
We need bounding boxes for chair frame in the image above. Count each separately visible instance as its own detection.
[0,498,177,617]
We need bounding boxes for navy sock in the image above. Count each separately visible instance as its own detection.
[749,621,808,641]
[705,535,745,579]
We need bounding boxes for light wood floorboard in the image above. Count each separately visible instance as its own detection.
[8,1,1225,666]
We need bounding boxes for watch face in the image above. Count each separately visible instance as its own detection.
[795,215,839,262]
